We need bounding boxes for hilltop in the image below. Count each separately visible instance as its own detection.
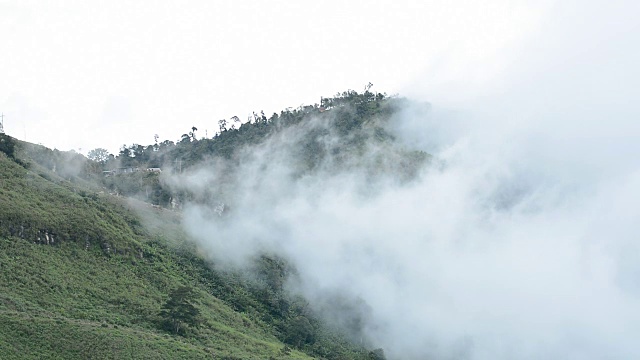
[91,90,430,209]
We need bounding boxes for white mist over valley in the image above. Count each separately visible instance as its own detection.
[163,2,640,359]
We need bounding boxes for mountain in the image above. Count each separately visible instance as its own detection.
[95,90,430,209]
[0,134,383,359]
[0,90,426,359]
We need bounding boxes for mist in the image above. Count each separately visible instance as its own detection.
[167,1,640,359]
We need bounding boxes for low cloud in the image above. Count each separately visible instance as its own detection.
[168,1,640,358]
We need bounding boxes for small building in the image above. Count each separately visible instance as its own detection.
[118,167,140,174]
[102,167,143,176]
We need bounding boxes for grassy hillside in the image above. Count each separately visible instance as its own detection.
[0,90,422,359]
[0,137,374,359]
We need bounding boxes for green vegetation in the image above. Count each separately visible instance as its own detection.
[91,90,430,208]
[0,148,371,358]
[0,87,418,359]
[159,286,202,335]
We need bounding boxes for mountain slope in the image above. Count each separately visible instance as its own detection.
[0,137,371,359]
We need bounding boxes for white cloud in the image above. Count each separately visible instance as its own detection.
[4,1,640,357]
[169,1,640,358]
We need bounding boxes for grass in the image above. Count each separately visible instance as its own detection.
[0,147,370,359]
[0,234,314,359]
[0,312,211,360]
[0,151,313,359]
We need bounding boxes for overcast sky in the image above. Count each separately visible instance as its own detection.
[3,2,640,357]
[1,0,547,154]
[166,1,640,357]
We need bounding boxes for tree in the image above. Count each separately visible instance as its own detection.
[284,316,315,347]
[118,144,132,160]
[0,134,16,158]
[87,148,110,164]
[159,286,201,335]
[218,119,227,132]
[369,348,386,360]
[230,116,240,130]
[190,126,198,140]
[159,139,174,149]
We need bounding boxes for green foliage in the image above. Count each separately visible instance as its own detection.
[0,134,16,158]
[87,147,111,164]
[103,89,407,174]
[94,89,430,210]
[0,313,213,360]
[0,153,141,253]
[369,348,387,360]
[0,146,375,359]
[15,140,102,181]
[0,89,412,359]
[102,171,172,206]
[284,316,315,348]
[159,286,201,335]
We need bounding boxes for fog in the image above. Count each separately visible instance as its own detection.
[169,1,640,359]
